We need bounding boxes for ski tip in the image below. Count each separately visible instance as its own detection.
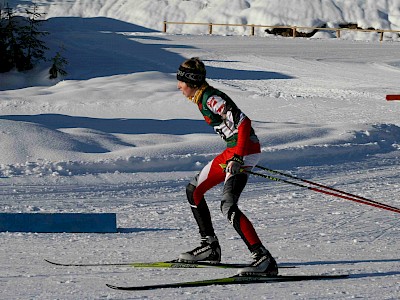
[44,259,62,265]
[44,259,83,267]
[106,284,119,290]
[106,283,140,291]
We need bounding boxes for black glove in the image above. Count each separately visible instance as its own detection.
[226,154,244,174]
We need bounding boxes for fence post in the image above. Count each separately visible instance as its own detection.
[380,31,384,41]
[292,26,297,38]
[251,25,255,36]
[336,29,341,38]
[163,21,167,33]
[208,23,213,34]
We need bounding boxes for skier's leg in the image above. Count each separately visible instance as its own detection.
[179,158,225,262]
[220,153,278,275]
[186,175,215,238]
[220,172,262,250]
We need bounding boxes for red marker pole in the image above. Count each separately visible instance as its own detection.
[386,95,400,101]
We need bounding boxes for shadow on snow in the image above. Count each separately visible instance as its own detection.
[0,113,211,135]
[40,17,293,82]
[287,258,400,267]
[117,227,179,233]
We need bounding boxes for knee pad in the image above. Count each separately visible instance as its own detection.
[221,195,239,217]
[186,183,196,206]
[224,204,241,225]
[220,194,232,216]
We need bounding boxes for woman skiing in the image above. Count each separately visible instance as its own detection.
[176,57,278,275]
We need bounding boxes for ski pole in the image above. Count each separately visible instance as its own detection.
[246,170,400,214]
[255,165,400,213]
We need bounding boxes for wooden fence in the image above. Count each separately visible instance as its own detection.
[163,21,400,42]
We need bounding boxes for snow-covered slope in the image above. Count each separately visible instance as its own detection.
[1,32,399,175]
[8,0,400,38]
[1,1,399,299]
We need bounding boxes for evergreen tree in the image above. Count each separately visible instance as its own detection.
[49,48,68,79]
[0,5,8,72]
[0,4,18,72]
[18,4,49,71]
[0,3,51,73]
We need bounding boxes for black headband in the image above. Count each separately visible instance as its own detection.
[177,66,206,86]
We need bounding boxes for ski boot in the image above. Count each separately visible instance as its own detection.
[237,245,278,275]
[179,236,221,263]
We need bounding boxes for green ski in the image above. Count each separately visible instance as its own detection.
[106,274,349,290]
[44,258,295,269]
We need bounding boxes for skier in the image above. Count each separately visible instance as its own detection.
[176,57,278,275]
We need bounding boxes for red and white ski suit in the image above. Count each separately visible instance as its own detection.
[186,85,264,251]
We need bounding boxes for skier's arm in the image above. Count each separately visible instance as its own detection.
[235,117,251,157]
[225,117,251,174]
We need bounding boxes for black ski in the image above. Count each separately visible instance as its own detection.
[44,258,295,269]
[106,273,349,290]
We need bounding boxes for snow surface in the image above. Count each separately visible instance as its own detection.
[1,0,400,299]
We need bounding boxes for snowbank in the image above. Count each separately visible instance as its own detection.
[8,0,400,39]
